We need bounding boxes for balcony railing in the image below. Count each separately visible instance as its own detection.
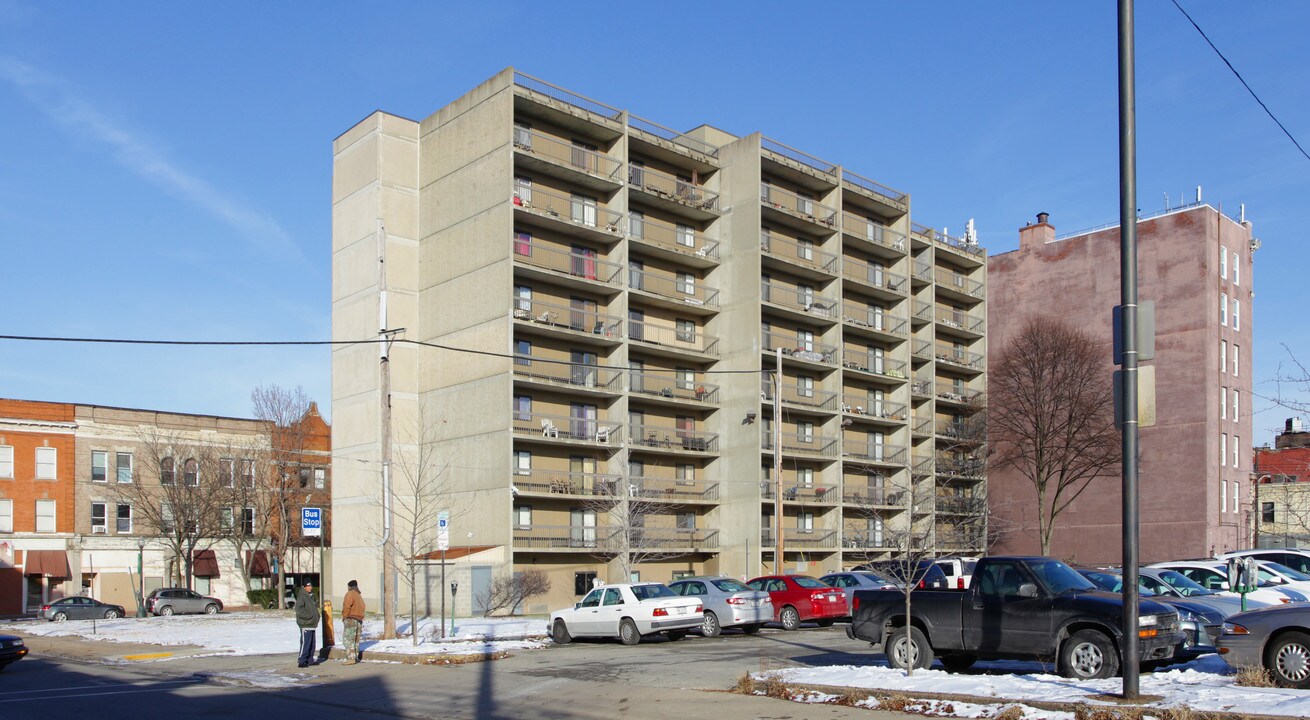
[629,424,719,453]
[913,301,933,323]
[513,184,625,236]
[936,496,986,515]
[512,127,623,182]
[761,233,838,275]
[762,330,839,366]
[627,114,720,158]
[935,269,985,299]
[629,476,720,502]
[629,164,720,213]
[513,523,619,551]
[762,137,837,176]
[913,417,933,436]
[761,482,839,503]
[511,470,622,497]
[843,531,904,550]
[763,430,840,458]
[511,238,623,286]
[841,304,908,337]
[762,528,838,549]
[932,228,985,258]
[761,183,838,228]
[842,442,907,465]
[513,355,624,392]
[935,307,985,334]
[911,374,933,397]
[912,453,935,475]
[511,295,624,338]
[631,527,719,550]
[935,383,982,404]
[629,213,719,261]
[842,169,908,205]
[762,381,840,411]
[761,280,838,319]
[840,351,907,380]
[629,371,719,404]
[935,420,978,441]
[912,260,933,282]
[512,411,623,445]
[840,486,909,506]
[936,456,986,478]
[912,339,932,361]
[841,212,907,252]
[934,343,985,370]
[628,320,719,356]
[513,72,623,121]
[630,269,719,308]
[842,258,907,294]
[936,527,985,547]
[840,396,906,421]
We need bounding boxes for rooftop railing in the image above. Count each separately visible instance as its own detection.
[512,354,623,392]
[511,295,624,338]
[840,396,907,421]
[842,258,908,294]
[510,469,622,497]
[512,127,623,182]
[630,268,719,308]
[840,350,907,380]
[512,411,623,445]
[841,168,908,204]
[629,370,719,405]
[841,303,909,337]
[841,211,908,252]
[762,380,840,412]
[763,430,840,458]
[627,114,720,157]
[629,164,720,213]
[628,213,719,261]
[629,424,719,453]
[761,137,837,176]
[513,184,625,236]
[761,183,838,228]
[511,237,623,286]
[932,228,985,257]
[762,330,839,366]
[761,280,839,319]
[760,233,839,275]
[628,320,719,356]
[513,71,623,121]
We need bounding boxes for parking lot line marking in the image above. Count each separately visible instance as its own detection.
[121,652,174,661]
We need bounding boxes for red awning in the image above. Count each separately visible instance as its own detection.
[192,549,221,578]
[246,550,271,577]
[23,550,71,578]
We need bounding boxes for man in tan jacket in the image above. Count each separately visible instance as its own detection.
[341,580,365,664]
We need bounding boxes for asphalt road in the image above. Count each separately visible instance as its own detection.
[6,624,913,720]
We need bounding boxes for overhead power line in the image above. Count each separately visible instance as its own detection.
[1170,0,1310,163]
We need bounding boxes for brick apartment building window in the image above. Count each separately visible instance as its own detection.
[1220,245,1228,278]
[514,504,531,529]
[1233,299,1241,331]
[1221,434,1227,467]
[314,467,326,490]
[91,451,108,482]
[116,452,133,483]
[514,451,530,476]
[1262,502,1275,523]
[676,512,695,530]
[35,499,56,532]
[1233,390,1240,421]
[1221,479,1227,513]
[0,499,12,533]
[1221,387,1227,419]
[116,503,132,533]
[1233,345,1240,376]
[0,445,10,478]
[240,459,255,488]
[90,502,107,533]
[162,502,175,533]
[160,457,175,485]
[1220,293,1228,326]
[242,507,255,536]
[184,458,199,486]
[299,467,312,489]
[36,447,57,480]
[1233,252,1240,285]
[1221,340,1227,373]
[1233,480,1240,514]
[1234,436,1241,469]
[219,458,235,487]
[220,507,234,532]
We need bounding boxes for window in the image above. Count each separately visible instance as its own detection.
[797,511,814,533]
[675,223,694,248]
[1233,436,1241,470]
[676,272,694,295]
[1221,479,1227,513]
[242,507,255,536]
[798,283,814,308]
[314,467,326,490]
[798,238,814,261]
[1220,433,1227,467]
[1220,245,1228,278]
[240,459,255,488]
[675,367,694,391]
[91,450,108,483]
[195,577,211,595]
[797,328,815,352]
[514,505,532,529]
[1232,478,1240,514]
[1233,390,1239,422]
[1233,345,1240,376]
[1221,340,1227,373]
[513,176,532,205]
[1262,502,1276,523]
[160,457,175,485]
[514,285,532,313]
[570,193,597,227]
[90,502,107,533]
[219,458,235,487]
[514,451,531,476]
[0,446,12,480]
[797,467,814,487]
[1233,252,1240,286]
[184,458,199,486]
[676,464,695,482]
[35,499,56,532]
[1233,299,1240,331]
[574,572,597,595]
[514,395,532,422]
[672,570,694,581]
[513,231,532,256]
[675,318,695,343]
[797,375,814,398]
[513,122,532,148]
[162,502,176,534]
[676,512,696,530]
[115,452,133,483]
[116,503,132,533]
[629,211,645,239]
[514,339,530,365]
[798,421,814,443]
[1220,293,1228,326]
[1220,387,1227,419]
[220,507,234,532]
[36,447,57,480]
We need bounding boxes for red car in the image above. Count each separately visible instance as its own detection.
[746,574,847,630]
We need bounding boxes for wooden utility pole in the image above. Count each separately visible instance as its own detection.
[773,348,784,572]
[379,220,398,639]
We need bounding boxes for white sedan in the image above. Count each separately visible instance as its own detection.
[550,582,702,646]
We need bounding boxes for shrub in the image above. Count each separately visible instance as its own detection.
[247,589,279,608]
[1235,665,1274,687]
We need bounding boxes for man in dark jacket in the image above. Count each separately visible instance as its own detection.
[295,580,319,668]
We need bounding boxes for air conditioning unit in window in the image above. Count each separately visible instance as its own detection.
[91,525,107,534]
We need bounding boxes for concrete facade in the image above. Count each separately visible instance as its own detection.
[987,205,1255,564]
[332,69,987,615]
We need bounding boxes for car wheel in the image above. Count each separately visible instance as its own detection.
[1059,629,1119,680]
[52,611,68,622]
[104,609,120,619]
[816,619,835,628]
[204,604,219,615]
[741,623,762,635]
[619,618,641,646]
[667,629,688,641]
[940,653,977,672]
[886,626,934,671]
[160,606,174,617]
[551,619,572,645]
[780,606,801,631]
[1267,630,1310,689]
[700,611,721,638]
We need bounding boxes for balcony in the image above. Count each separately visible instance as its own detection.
[934,343,985,373]
[514,524,619,551]
[935,307,985,339]
[628,164,720,220]
[762,380,840,413]
[763,430,840,459]
[762,330,839,368]
[935,269,985,302]
[762,137,838,179]
[840,486,909,507]
[911,375,933,399]
[631,527,720,551]
[842,441,907,466]
[512,127,624,191]
[842,258,908,299]
[841,304,909,341]
[912,416,933,438]
[936,455,986,479]
[936,496,986,515]
[761,233,838,279]
[911,260,933,285]
[911,453,935,477]
[512,185,625,244]
[843,531,904,551]
[629,269,718,314]
[511,470,622,498]
[840,396,907,423]
[629,476,720,503]
[930,227,986,264]
[627,114,720,162]
[934,420,981,443]
[761,280,839,322]
[912,300,933,326]
[511,238,623,291]
[513,71,623,125]
[760,183,838,234]
[629,424,719,454]
[762,528,838,550]
[628,320,719,359]
[761,482,839,504]
[841,211,908,256]
[512,355,623,396]
[629,371,719,406]
[840,351,907,382]
[512,411,623,447]
[842,169,909,215]
[512,295,623,347]
[911,339,932,362]
[629,213,719,267]
[935,382,982,406]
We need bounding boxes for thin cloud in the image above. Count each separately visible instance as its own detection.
[0,57,308,266]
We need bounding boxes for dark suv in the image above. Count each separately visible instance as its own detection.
[146,588,223,616]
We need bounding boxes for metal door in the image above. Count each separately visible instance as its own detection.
[471,565,492,615]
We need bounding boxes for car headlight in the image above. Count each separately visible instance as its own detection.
[1222,622,1249,635]
[1139,615,1159,627]
[1175,610,1199,624]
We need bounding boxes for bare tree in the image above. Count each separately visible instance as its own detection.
[1270,345,1310,417]
[586,477,693,582]
[216,438,276,603]
[881,518,944,677]
[476,570,551,617]
[989,317,1120,555]
[250,384,314,605]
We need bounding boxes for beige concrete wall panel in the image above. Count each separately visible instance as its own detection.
[421,95,511,187]
[333,133,381,205]
[331,238,380,301]
[379,186,420,242]
[422,269,514,337]
[378,133,420,193]
[419,214,510,294]
[331,187,380,254]
[331,345,379,400]
[420,154,510,238]
[334,113,383,154]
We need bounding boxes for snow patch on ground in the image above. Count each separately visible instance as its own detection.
[203,670,313,688]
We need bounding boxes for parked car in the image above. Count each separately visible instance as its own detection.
[747,574,847,630]
[934,557,980,590]
[1249,561,1310,595]
[1137,567,1265,616]
[1148,561,1306,605]
[550,583,701,646]
[1219,548,1310,576]
[1077,568,1225,665]
[42,596,126,621]
[848,556,1181,679]
[821,571,898,617]
[0,634,27,672]
[146,588,223,616]
[667,576,772,637]
[1217,603,1310,688]
[268,588,296,609]
[855,560,950,590]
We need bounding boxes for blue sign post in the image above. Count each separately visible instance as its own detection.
[301,507,323,538]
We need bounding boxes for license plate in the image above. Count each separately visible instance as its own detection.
[676,607,686,615]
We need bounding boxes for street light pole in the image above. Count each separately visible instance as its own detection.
[136,539,146,618]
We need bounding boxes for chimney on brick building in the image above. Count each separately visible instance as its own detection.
[1019,211,1055,248]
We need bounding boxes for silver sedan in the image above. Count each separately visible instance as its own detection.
[668,576,773,638]
[1218,603,1310,688]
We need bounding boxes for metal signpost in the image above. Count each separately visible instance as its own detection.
[438,511,450,639]
[302,507,324,588]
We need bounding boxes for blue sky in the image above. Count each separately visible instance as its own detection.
[0,1,1306,444]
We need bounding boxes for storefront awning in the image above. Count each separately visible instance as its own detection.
[246,550,271,577]
[192,549,221,578]
[23,550,71,578]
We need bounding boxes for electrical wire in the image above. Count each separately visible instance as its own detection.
[1170,0,1310,163]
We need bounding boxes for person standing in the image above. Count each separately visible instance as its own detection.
[295,580,319,668]
[341,580,365,664]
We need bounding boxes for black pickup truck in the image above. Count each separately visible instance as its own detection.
[847,556,1181,679]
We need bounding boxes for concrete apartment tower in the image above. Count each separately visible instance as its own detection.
[987,203,1255,563]
[331,69,987,613]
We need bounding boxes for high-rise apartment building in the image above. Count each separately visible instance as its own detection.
[331,69,987,613]
[987,203,1255,563]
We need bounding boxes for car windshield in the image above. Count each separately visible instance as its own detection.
[630,584,676,600]
[793,577,828,589]
[962,560,977,574]
[856,571,890,584]
[1155,570,1214,596]
[1030,560,1097,594]
[1080,570,1119,591]
[711,579,752,593]
[1265,562,1310,582]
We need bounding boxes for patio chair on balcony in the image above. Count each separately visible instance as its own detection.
[595,427,612,444]
[541,419,559,438]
